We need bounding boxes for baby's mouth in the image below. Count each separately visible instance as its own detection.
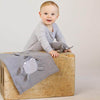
[46,19,52,22]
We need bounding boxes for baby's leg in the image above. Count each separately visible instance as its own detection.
[27,42,44,51]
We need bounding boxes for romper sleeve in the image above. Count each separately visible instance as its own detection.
[55,23,70,48]
[35,26,53,53]
[55,24,66,43]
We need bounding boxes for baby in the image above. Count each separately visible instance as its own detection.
[24,1,71,58]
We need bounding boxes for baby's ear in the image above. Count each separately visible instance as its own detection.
[39,12,41,16]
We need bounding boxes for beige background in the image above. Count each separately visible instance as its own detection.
[0,0,100,100]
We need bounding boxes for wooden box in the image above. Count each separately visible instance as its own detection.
[0,52,75,100]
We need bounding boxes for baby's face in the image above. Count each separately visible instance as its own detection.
[39,5,59,25]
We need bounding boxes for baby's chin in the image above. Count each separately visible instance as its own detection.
[44,21,53,25]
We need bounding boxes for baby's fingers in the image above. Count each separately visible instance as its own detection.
[53,53,59,58]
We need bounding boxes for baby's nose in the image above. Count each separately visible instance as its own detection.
[47,14,51,17]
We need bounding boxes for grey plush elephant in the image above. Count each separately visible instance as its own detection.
[50,42,73,53]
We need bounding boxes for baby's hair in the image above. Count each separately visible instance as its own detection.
[40,1,59,12]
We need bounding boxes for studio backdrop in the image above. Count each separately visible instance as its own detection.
[0,0,100,73]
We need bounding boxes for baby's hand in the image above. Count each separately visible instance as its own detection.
[49,50,59,58]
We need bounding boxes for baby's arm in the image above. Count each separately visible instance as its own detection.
[35,31,52,52]
[35,28,59,57]
[55,24,68,44]
[55,29,66,44]
[55,24,71,52]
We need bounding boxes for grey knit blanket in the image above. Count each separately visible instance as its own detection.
[0,50,59,94]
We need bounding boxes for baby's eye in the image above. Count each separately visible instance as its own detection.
[44,13,48,15]
[51,13,55,15]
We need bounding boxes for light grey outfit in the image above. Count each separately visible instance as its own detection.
[0,50,59,94]
[24,21,69,53]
